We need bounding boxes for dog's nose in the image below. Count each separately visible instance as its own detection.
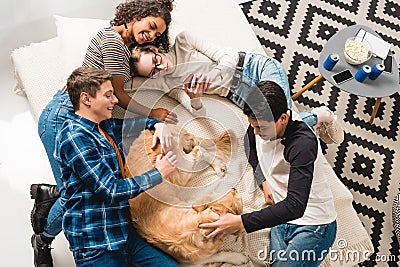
[231,188,237,192]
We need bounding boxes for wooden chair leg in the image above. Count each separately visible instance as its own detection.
[369,98,382,124]
[292,74,323,100]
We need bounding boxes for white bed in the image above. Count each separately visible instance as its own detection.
[11,0,373,266]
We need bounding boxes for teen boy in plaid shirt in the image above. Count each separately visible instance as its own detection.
[54,67,179,267]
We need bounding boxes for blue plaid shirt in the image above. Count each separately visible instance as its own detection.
[55,112,162,251]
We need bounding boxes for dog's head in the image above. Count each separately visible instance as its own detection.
[196,129,236,178]
[143,125,235,185]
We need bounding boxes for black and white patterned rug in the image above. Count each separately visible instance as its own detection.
[238,0,400,266]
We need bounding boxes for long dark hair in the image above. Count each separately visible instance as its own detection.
[111,0,174,52]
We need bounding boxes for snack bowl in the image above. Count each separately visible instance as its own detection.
[343,37,372,65]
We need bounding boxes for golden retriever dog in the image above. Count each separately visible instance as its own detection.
[126,124,248,265]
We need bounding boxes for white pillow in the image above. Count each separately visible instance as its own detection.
[54,15,109,78]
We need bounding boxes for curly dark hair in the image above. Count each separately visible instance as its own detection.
[111,0,174,52]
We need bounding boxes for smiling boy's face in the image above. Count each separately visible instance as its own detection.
[87,80,119,123]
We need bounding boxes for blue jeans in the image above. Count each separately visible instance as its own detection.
[270,220,337,267]
[73,250,127,267]
[228,53,317,126]
[38,89,73,238]
[73,227,179,267]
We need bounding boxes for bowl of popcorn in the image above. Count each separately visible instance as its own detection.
[343,37,372,65]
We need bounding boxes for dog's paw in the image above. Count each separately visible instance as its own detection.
[232,253,248,265]
[205,251,248,265]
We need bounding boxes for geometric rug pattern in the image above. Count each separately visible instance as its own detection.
[238,1,400,266]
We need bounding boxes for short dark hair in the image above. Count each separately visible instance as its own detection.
[243,80,288,122]
[67,67,112,111]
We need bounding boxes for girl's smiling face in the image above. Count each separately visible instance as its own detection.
[129,16,167,45]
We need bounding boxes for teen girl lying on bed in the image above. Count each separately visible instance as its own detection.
[130,30,344,145]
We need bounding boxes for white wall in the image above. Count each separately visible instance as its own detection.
[0,1,117,266]
[0,0,119,79]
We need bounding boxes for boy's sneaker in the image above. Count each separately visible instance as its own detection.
[312,106,344,144]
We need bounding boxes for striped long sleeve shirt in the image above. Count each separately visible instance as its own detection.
[82,27,131,83]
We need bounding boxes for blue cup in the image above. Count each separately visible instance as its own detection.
[323,54,339,71]
[369,64,384,80]
[355,65,371,82]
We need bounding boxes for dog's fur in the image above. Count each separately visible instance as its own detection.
[126,125,247,265]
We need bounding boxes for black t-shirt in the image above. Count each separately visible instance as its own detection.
[242,119,318,233]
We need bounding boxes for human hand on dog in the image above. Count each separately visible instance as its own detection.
[155,151,177,179]
[199,213,244,240]
[153,123,173,153]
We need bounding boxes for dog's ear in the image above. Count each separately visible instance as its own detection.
[192,203,208,213]
[216,130,236,152]
[232,196,243,215]
[206,130,236,178]
[218,129,230,141]
[192,194,216,213]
